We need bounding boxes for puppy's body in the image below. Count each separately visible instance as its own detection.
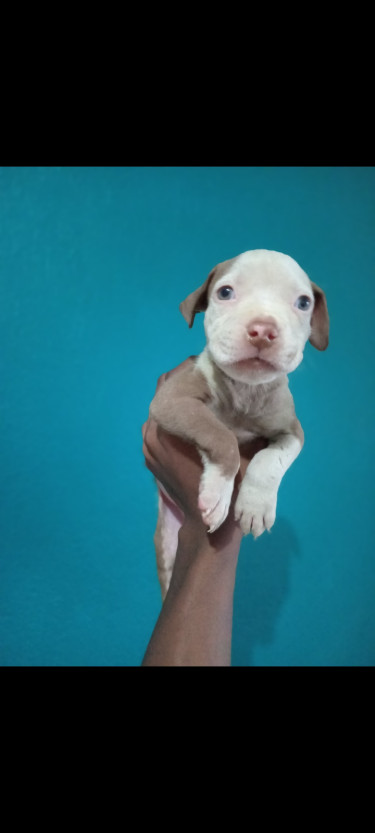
[149,250,329,599]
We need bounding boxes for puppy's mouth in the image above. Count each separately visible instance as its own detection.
[231,356,276,372]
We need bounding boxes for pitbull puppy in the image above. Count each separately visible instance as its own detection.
[149,249,329,599]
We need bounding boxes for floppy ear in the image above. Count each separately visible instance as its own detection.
[179,267,218,328]
[309,282,329,350]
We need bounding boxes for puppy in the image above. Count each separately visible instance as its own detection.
[149,250,329,599]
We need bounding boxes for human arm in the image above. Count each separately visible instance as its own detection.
[141,367,268,666]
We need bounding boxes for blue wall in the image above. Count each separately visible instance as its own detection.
[1,166,374,666]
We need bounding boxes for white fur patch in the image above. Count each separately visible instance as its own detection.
[203,249,314,382]
[234,481,277,538]
[235,433,302,537]
[198,453,236,533]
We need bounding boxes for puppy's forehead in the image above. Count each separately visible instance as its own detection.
[209,250,311,294]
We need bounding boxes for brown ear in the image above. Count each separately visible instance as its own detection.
[179,267,218,327]
[179,257,238,327]
[309,282,329,350]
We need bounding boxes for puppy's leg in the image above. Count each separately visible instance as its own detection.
[235,428,303,538]
[150,389,240,534]
[154,488,184,601]
[198,453,236,534]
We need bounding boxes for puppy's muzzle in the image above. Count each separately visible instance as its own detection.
[246,317,279,350]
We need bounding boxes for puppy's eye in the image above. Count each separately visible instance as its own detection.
[217,286,235,300]
[295,295,312,311]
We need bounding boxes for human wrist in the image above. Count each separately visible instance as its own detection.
[164,513,241,613]
[178,513,243,561]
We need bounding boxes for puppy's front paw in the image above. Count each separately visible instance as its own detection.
[198,465,235,534]
[234,483,277,539]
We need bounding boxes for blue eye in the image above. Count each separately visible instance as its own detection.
[295,295,312,311]
[217,286,235,300]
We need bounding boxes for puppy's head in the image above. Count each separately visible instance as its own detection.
[180,250,329,383]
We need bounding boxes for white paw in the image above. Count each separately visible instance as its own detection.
[234,483,277,538]
[198,464,235,533]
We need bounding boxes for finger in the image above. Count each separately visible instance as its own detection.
[142,420,155,462]
[142,419,161,469]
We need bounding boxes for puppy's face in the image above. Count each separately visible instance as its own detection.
[181,250,329,384]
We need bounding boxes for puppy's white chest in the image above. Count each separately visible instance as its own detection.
[208,399,265,443]
[196,350,294,442]
[231,424,260,443]
[207,377,292,443]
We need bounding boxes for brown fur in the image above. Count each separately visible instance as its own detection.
[150,358,241,477]
[309,283,330,350]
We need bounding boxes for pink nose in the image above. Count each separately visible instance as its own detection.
[247,318,279,346]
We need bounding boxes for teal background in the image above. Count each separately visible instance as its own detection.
[1,166,374,666]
